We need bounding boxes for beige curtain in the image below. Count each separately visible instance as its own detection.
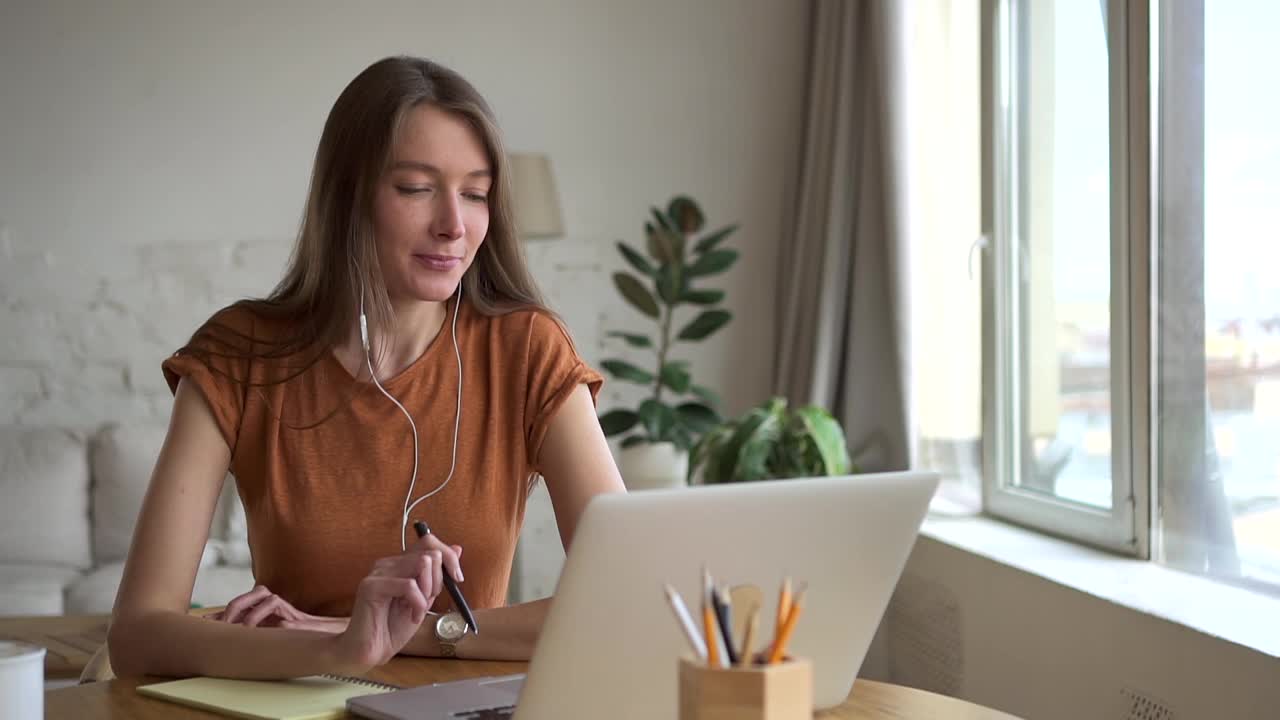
[774,0,911,472]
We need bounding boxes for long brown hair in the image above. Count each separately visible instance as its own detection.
[181,56,548,392]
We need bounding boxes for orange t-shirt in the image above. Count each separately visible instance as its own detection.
[162,299,602,616]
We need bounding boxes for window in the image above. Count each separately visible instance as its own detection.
[981,0,1280,594]
[985,0,1143,552]
[1155,0,1280,591]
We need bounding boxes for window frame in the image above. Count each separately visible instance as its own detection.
[980,0,1152,556]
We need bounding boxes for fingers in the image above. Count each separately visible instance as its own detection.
[280,615,349,634]
[242,595,292,628]
[373,551,443,607]
[412,531,465,583]
[429,550,444,603]
[357,576,430,626]
[222,585,275,624]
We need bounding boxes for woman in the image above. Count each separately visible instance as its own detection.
[107,56,626,679]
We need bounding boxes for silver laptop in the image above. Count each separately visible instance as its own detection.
[348,471,938,720]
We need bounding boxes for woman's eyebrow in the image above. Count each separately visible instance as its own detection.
[391,160,491,179]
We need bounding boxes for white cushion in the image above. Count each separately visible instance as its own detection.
[0,564,82,616]
[0,426,92,569]
[215,474,251,566]
[189,564,256,609]
[89,423,160,565]
[90,423,246,565]
[65,561,256,615]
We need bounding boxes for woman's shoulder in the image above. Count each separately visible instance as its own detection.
[188,301,290,349]
[469,303,575,354]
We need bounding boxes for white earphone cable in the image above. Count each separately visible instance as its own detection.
[402,285,463,544]
[359,278,464,552]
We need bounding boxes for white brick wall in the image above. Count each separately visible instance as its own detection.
[0,236,290,428]
[0,0,806,601]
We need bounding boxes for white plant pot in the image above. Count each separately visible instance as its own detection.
[616,441,689,492]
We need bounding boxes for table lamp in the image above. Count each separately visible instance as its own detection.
[508,152,565,239]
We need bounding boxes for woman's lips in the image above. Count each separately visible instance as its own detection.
[413,254,461,271]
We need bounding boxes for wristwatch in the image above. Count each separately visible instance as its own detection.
[434,611,469,658]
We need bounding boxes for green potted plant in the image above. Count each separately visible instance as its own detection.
[598,195,738,490]
[690,396,853,483]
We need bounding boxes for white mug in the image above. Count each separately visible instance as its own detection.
[0,641,46,720]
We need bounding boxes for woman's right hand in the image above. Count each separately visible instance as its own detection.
[332,534,464,670]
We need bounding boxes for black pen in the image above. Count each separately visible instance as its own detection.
[710,584,739,666]
[413,521,479,635]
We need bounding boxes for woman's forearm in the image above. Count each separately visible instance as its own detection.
[109,610,358,679]
[403,599,551,661]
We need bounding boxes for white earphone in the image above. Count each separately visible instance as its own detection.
[359,276,464,551]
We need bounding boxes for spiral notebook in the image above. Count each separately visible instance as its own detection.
[137,673,399,720]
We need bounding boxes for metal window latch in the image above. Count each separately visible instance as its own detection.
[968,234,990,281]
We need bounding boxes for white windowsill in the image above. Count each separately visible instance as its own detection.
[917,509,1280,660]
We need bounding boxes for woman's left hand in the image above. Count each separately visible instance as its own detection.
[210,585,350,633]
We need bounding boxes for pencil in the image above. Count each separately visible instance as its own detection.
[663,584,707,661]
[712,584,739,666]
[767,588,805,665]
[737,603,760,667]
[771,576,792,656]
[702,568,723,667]
[703,604,722,668]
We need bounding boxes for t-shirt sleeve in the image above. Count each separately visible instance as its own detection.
[523,310,604,472]
[161,308,254,454]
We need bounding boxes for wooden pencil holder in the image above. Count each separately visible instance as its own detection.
[677,656,813,720]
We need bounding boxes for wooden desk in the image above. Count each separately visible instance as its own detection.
[45,656,1022,719]
[0,614,110,680]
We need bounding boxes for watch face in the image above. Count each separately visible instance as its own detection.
[437,612,468,641]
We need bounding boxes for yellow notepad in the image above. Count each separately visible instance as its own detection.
[137,674,397,720]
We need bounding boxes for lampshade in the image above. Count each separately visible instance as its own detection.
[508,152,565,239]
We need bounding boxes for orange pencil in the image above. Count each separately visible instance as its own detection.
[703,605,722,667]
[702,568,723,668]
[767,588,805,665]
[770,577,792,656]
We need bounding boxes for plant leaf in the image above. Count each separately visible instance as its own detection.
[660,361,691,393]
[645,220,678,264]
[690,423,734,483]
[651,208,687,257]
[677,310,732,341]
[601,359,655,385]
[598,409,639,436]
[685,249,738,278]
[694,224,738,254]
[617,242,656,276]
[613,272,660,318]
[656,262,684,305]
[795,405,852,475]
[620,434,648,449]
[667,196,706,234]
[676,402,720,433]
[738,437,773,481]
[638,399,677,440]
[691,384,721,408]
[650,206,677,233]
[607,331,653,348]
[720,399,785,481]
[670,426,694,453]
[680,288,725,305]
